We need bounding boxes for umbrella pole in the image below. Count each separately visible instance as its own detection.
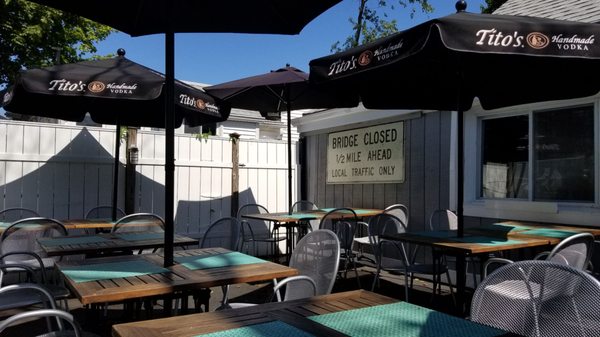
[457,109,464,238]
[112,123,120,221]
[286,85,292,215]
[164,30,175,268]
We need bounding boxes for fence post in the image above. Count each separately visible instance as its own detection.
[230,133,240,218]
[125,127,138,214]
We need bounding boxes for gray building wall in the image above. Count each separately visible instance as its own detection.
[300,110,453,231]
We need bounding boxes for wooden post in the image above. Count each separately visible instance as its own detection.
[230,133,240,217]
[125,127,138,215]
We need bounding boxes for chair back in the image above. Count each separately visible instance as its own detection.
[546,232,594,270]
[291,200,318,212]
[0,218,67,262]
[0,208,39,222]
[111,213,164,233]
[0,309,82,337]
[237,203,271,244]
[383,204,408,227]
[200,217,241,251]
[471,260,600,337]
[368,213,409,265]
[429,209,457,231]
[285,229,340,301]
[85,205,126,220]
[318,208,358,251]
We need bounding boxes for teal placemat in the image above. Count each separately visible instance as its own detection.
[117,232,164,241]
[39,235,109,247]
[175,251,267,270]
[309,302,505,337]
[521,228,577,238]
[286,213,318,220]
[61,260,169,283]
[452,236,524,246]
[320,208,373,215]
[193,321,315,337]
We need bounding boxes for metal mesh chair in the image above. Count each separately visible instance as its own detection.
[428,209,479,288]
[0,308,88,337]
[318,208,360,287]
[0,217,68,269]
[224,229,340,309]
[275,229,340,301]
[354,204,409,264]
[0,207,39,222]
[110,213,164,233]
[484,232,596,277]
[471,260,600,337]
[198,217,242,311]
[237,204,285,259]
[85,205,125,220]
[291,200,319,237]
[368,213,454,303]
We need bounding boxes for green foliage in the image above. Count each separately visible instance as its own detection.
[0,0,114,89]
[194,132,212,143]
[480,0,508,14]
[331,0,433,52]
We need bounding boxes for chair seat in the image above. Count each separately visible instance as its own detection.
[486,280,543,300]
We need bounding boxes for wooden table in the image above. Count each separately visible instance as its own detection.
[57,247,297,306]
[242,208,383,256]
[38,232,198,257]
[470,221,600,244]
[112,289,517,337]
[381,231,553,315]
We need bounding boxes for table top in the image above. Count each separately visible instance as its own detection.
[57,247,297,305]
[382,231,552,255]
[242,208,383,223]
[470,221,600,244]
[112,289,515,337]
[38,232,198,257]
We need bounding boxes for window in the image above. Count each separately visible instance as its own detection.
[183,123,216,135]
[480,105,594,203]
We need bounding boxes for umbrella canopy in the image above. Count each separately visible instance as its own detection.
[205,66,358,214]
[26,0,341,267]
[3,51,229,128]
[310,3,600,237]
[2,50,230,221]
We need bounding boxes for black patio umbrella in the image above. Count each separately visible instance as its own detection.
[26,0,342,267]
[310,1,600,236]
[205,65,358,214]
[2,50,230,221]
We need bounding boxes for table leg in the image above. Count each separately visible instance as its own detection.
[455,254,467,316]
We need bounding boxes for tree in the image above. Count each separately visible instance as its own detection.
[331,0,433,52]
[481,0,508,14]
[0,0,113,89]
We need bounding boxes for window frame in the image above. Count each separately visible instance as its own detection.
[464,95,600,226]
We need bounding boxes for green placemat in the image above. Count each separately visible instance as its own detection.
[320,208,373,215]
[309,302,505,337]
[452,236,524,246]
[117,232,164,241]
[61,260,169,283]
[175,251,267,270]
[520,228,578,238]
[286,213,318,220]
[38,235,109,247]
[194,321,315,337]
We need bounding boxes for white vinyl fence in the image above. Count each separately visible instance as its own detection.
[0,120,296,244]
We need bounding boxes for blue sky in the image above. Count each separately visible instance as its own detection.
[93,0,486,86]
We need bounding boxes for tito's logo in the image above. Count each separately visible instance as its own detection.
[526,33,549,49]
